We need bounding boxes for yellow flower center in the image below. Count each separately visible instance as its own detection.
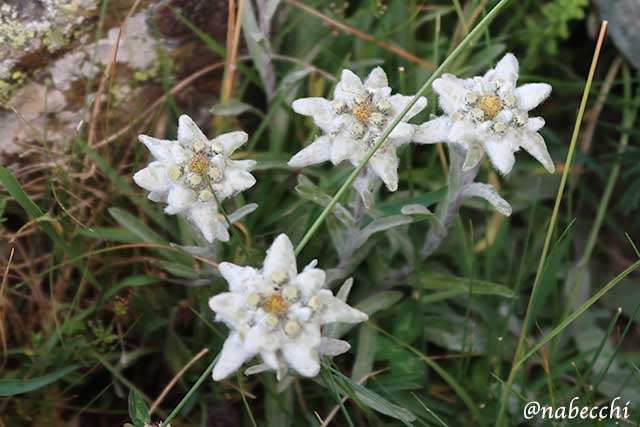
[188,154,210,174]
[263,294,288,317]
[352,103,375,123]
[478,95,502,120]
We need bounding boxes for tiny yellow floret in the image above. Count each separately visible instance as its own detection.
[189,154,210,174]
[352,104,375,123]
[478,95,502,120]
[263,294,288,317]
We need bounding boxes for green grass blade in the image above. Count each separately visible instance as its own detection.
[495,21,609,427]
[368,322,485,425]
[0,166,67,249]
[0,364,82,396]
[161,354,218,427]
[516,258,640,369]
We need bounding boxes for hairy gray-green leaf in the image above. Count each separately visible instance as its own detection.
[227,203,258,223]
[463,142,484,171]
[242,0,274,97]
[210,99,261,117]
[265,0,282,22]
[461,183,512,216]
[336,277,354,302]
[128,389,150,426]
[400,204,431,215]
[351,325,377,381]
[276,68,313,94]
[352,215,412,249]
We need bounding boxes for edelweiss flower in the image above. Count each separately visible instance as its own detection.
[209,234,368,380]
[414,54,554,175]
[289,67,427,202]
[134,115,256,242]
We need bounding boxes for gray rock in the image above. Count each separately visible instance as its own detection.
[594,0,640,69]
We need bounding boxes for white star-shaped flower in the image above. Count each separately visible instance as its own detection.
[133,115,256,243]
[209,234,368,380]
[288,67,427,202]
[414,54,554,175]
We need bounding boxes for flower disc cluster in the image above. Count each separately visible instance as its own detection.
[209,234,368,380]
[415,54,555,175]
[289,67,427,201]
[134,115,256,242]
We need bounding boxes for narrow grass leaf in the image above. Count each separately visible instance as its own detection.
[518,258,640,368]
[410,273,515,298]
[0,166,66,248]
[327,365,416,424]
[109,207,166,245]
[0,364,81,396]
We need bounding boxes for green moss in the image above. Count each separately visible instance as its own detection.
[42,27,73,52]
[133,64,160,83]
[0,72,27,103]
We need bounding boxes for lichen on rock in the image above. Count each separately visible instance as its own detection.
[1,0,228,160]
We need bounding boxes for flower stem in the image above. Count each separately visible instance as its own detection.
[293,0,513,257]
[326,184,366,284]
[421,144,479,259]
[353,179,365,228]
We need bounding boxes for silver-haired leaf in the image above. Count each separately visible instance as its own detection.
[461,183,512,216]
[265,0,282,22]
[352,215,412,249]
[318,338,350,356]
[336,277,354,302]
[400,204,431,215]
[242,0,274,97]
[245,364,272,376]
[276,68,313,94]
[351,324,377,381]
[227,203,258,223]
[463,142,484,171]
[210,99,260,117]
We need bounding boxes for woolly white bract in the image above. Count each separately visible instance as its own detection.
[133,115,256,243]
[288,67,427,205]
[414,54,555,175]
[208,234,368,381]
